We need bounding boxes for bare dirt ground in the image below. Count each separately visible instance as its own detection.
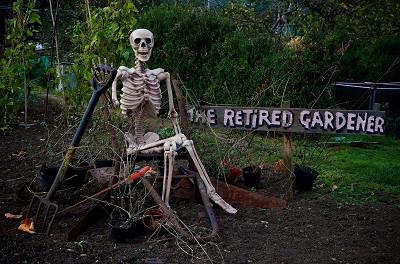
[1,95,400,264]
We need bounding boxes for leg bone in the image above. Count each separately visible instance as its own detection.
[162,141,177,209]
[183,139,237,214]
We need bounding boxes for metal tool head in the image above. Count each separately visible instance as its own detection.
[26,195,59,235]
[92,59,117,94]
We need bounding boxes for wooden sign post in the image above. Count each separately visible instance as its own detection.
[281,101,293,201]
[186,105,386,202]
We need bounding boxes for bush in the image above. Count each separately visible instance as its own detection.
[206,32,273,106]
[0,59,24,129]
[138,6,346,109]
[340,36,400,82]
[250,30,348,109]
[140,5,238,105]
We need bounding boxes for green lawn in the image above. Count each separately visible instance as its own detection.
[317,136,400,204]
[195,128,400,205]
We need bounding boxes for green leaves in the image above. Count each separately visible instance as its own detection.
[29,12,41,24]
[72,0,139,68]
[1,0,41,128]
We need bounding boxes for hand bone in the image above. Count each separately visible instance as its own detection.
[174,134,186,145]
[92,58,113,86]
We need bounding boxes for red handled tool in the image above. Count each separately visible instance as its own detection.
[58,166,152,215]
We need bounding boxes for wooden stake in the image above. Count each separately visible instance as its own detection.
[23,60,28,127]
[282,101,293,202]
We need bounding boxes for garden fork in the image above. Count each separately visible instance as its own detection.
[25,62,117,235]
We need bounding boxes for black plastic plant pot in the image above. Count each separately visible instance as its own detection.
[157,160,164,176]
[39,166,58,189]
[39,162,89,189]
[63,166,87,187]
[293,164,319,192]
[108,217,145,243]
[242,166,261,189]
[95,159,113,168]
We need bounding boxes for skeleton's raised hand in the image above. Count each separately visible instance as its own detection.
[92,58,114,86]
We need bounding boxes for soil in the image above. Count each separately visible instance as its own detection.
[1,94,400,264]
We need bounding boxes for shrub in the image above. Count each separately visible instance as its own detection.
[138,6,345,109]
[340,36,400,82]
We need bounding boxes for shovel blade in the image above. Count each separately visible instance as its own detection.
[26,195,59,235]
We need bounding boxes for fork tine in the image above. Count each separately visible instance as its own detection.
[26,195,59,235]
[41,203,51,232]
[45,202,58,235]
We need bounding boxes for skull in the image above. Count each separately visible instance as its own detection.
[130,29,154,62]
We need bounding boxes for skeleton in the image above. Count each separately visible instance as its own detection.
[112,29,236,214]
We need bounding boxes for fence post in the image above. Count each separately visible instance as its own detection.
[282,101,293,202]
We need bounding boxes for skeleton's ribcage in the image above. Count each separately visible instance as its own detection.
[120,73,162,118]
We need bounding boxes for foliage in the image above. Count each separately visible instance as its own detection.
[219,0,304,39]
[0,59,23,129]
[135,5,187,70]
[63,0,139,118]
[137,5,349,109]
[156,126,175,139]
[334,36,400,116]
[340,36,400,83]
[333,0,400,41]
[2,0,399,129]
[139,5,238,105]
[72,0,139,75]
[206,32,273,106]
[292,134,331,170]
[0,0,41,129]
[139,5,278,106]
[272,30,347,108]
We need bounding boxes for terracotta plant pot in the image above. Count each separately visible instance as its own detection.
[225,167,242,184]
[142,209,164,234]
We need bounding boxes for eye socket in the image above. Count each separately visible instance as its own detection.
[145,38,152,44]
[134,38,141,44]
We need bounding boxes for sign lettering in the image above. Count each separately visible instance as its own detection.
[186,106,385,135]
